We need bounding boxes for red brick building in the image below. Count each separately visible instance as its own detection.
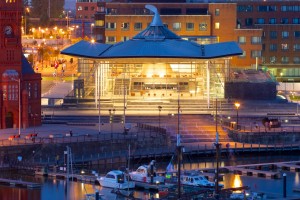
[0,0,41,130]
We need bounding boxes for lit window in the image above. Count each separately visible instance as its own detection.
[269,18,276,24]
[281,43,289,51]
[238,51,246,58]
[215,9,220,16]
[95,20,104,27]
[270,56,276,64]
[215,22,220,29]
[121,36,130,41]
[281,18,289,24]
[173,23,181,31]
[251,50,261,58]
[238,36,246,44]
[199,23,207,31]
[257,18,265,24]
[251,36,261,44]
[282,31,289,39]
[121,22,130,30]
[78,6,82,11]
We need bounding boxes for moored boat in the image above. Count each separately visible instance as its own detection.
[97,170,135,190]
[129,160,165,184]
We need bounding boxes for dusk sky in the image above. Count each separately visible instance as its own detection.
[64,0,76,10]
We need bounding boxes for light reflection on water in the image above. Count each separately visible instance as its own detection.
[1,155,300,199]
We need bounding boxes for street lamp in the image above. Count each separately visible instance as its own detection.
[234,102,240,130]
[90,23,94,38]
[158,106,162,129]
[109,109,115,140]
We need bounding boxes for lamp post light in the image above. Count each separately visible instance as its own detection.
[234,102,240,130]
[109,109,115,140]
[90,23,94,38]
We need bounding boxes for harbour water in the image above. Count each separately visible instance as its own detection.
[1,154,300,199]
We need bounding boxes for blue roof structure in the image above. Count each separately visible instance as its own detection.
[61,5,242,60]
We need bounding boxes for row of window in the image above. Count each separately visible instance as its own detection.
[243,17,300,26]
[255,17,300,24]
[2,83,38,101]
[105,22,208,31]
[239,31,300,43]
[240,51,300,64]
[238,36,261,44]
[268,44,300,52]
[238,5,300,12]
[268,31,300,39]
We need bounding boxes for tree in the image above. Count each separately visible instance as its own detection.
[30,0,65,26]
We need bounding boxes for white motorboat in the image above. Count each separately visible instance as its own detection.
[129,160,165,184]
[180,172,223,188]
[97,170,135,190]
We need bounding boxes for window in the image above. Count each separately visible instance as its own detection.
[106,36,116,43]
[270,56,276,63]
[251,36,261,44]
[78,6,82,11]
[121,22,129,30]
[257,18,265,24]
[215,22,220,29]
[95,20,104,27]
[134,22,142,31]
[282,31,289,39]
[281,43,289,51]
[281,18,289,24]
[172,23,181,31]
[245,18,253,26]
[270,31,277,39]
[106,22,116,30]
[91,7,95,11]
[294,44,300,51]
[270,44,277,51]
[295,31,300,38]
[107,8,117,15]
[186,23,194,31]
[199,23,207,31]
[251,50,261,58]
[238,36,246,44]
[84,7,88,11]
[281,5,300,12]
[258,5,276,12]
[34,83,38,98]
[238,51,246,58]
[293,18,300,24]
[215,9,220,16]
[281,56,289,64]
[294,57,300,64]
[237,5,253,12]
[121,36,130,41]
[269,18,276,24]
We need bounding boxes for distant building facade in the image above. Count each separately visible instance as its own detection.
[75,0,300,81]
[0,0,41,129]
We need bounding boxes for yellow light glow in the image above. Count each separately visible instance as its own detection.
[234,102,240,109]
[233,175,242,188]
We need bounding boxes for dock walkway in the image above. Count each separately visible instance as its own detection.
[0,178,41,188]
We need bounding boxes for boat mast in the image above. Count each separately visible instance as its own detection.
[177,87,182,199]
[215,99,221,199]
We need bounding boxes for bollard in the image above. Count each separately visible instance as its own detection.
[95,190,99,200]
[283,173,287,198]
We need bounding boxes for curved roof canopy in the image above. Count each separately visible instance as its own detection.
[61,5,242,60]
